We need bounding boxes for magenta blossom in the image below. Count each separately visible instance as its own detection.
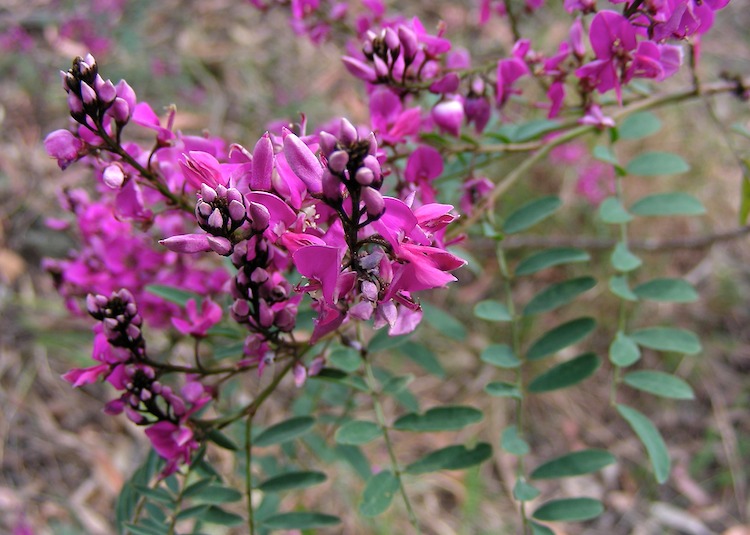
[172,298,222,337]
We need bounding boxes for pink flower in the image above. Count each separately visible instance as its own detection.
[431,98,464,137]
[145,421,197,476]
[172,298,222,337]
[576,162,616,205]
[44,129,85,170]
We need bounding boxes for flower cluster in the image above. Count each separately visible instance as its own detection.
[64,290,209,475]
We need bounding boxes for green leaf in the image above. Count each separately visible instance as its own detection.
[405,443,493,474]
[368,329,412,352]
[182,479,214,500]
[527,317,597,361]
[175,504,211,521]
[123,523,165,535]
[633,278,698,303]
[334,420,381,445]
[513,479,541,501]
[422,302,467,340]
[329,347,361,372]
[626,152,690,176]
[523,277,597,316]
[254,416,315,447]
[630,192,705,217]
[474,300,512,321]
[609,275,638,301]
[206,429,239,451]
[592,145,620,167]
[623,371,695,399]
[533,498,604,522]
[611,242,642,272]
[481,344,521,368]
[144,284,198,307]
[531,522,556,535]
[618,111,662,140]
[334,445,371,481]
[257,471,327,493]
[399,342,445,378]
[203,505,244,526]
[501,425,529,456]
[484,381,521,398]
[609,332,641,367]
[382,374,414,394]
[515,248,590,276]
[530,449,616,479]
[393,406,483,432]
[311,369,368,392]
[598,197,633,224]
[503,196,562,234]
[133,486,173,504]
[528,353,601,393]
[513,119,562,141]
[261,512,341,529]
[191,485,242,504]
[630,327,701,355]
[617,404,671,483]
[359,471,399,517]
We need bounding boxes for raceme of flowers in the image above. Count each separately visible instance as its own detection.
[44,0,732,474]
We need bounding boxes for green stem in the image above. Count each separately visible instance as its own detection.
[497,246,530,534]
[245,414,256,535]
[363,357,421,533]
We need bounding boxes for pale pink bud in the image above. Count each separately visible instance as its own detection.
[102,164,125,189]
[431,99,464,137]
[207,235,232,255]
[342,56,377,82]
[398,25,419,62]
[355,167,374,186]
[322,169,343,202]
[339,118,358,145]
[328,150,349,173]
[80,81,97,105]
[248,202,270,231]
[361,186,384,218]
[282,129,323,194]
[251,132,274,191]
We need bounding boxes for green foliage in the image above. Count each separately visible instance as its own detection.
[481,344,521,368]
[503,196,562,234]
[618,111,662,140]
[257,471,327,493]
[254,416,316,447]
[526,317,597,361]
[261,512,341,530]
[393,406,483,432]
[523,277,597,316]
[532,498,604,521]
[334,421,381,445]
[530,449,616,479]
[405,443,493,474]
[626,152,690,176]
[515,248,590,276]
[527,353,601,393]
[630,327,702,354]
[473,300,512,321]
[359,471,400,517]
[630,193,705,216]
[617,404,671,483]
[633,278,699,302]
[623,370,695,399]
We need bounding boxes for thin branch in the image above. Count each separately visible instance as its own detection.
[448,76,750,237]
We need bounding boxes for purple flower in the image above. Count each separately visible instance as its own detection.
[44,129,85,170]
[171,298,222,337]
[431,98,464,137]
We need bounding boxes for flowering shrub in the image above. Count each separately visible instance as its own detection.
[41,0,747,532]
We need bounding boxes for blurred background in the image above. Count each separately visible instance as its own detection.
[1,0,750,533]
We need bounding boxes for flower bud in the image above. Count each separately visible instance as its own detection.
[361,186,385,219]
[355,167,374,186]
[102,164,125,189]
[339,118,358,146]
[328,150,349,173]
